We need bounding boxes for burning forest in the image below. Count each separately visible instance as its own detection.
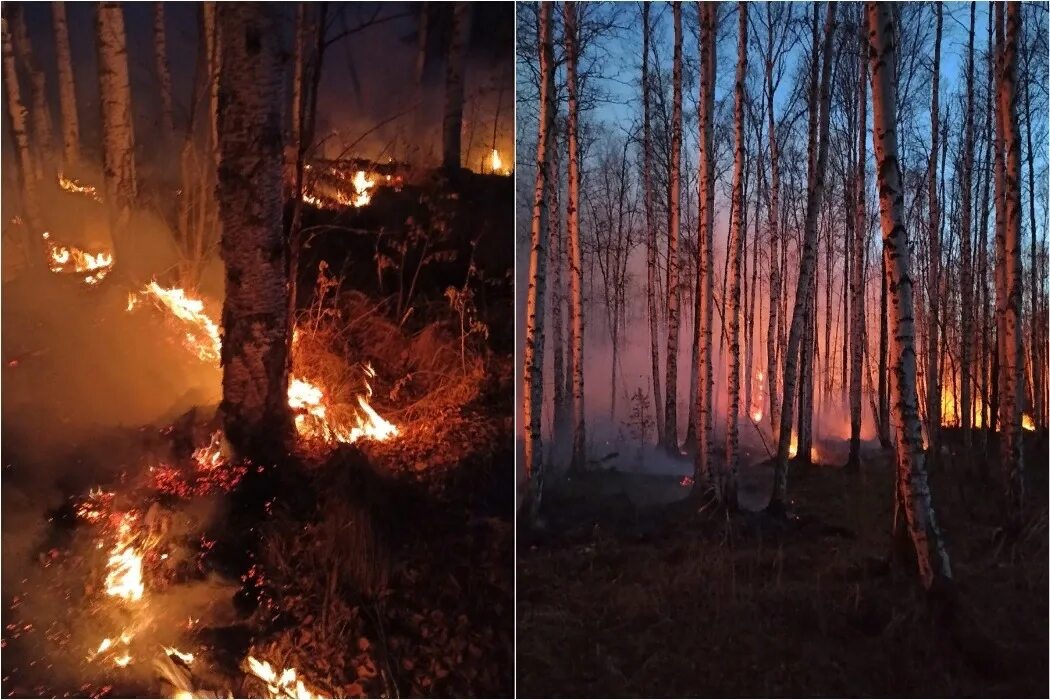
[517,2,1047,697]
[2,2,513,698]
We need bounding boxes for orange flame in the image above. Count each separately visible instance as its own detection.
[788,430,798,458]
[1022,413,1036,431]
[288,365,399,445]
[57,173,103,202]
[246,656,327,699]
[128,282,222,363]
[41,231,114,285]
[105,513,145,603]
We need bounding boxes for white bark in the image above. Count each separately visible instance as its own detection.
[96,1,137,211]
[867,0,952,590]
[663,2,684,452]
[523,2,553,518]
[564,2,586,470]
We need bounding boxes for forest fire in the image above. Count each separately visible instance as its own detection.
[41,231,114,285]
[245,656,327,699]
[128,282,222,363]
[57,173,103,202]
[1023,414,1036,431]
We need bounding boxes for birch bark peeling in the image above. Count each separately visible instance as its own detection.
[866,0,952,591]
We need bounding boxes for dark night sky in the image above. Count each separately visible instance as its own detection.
[7,2,514,172]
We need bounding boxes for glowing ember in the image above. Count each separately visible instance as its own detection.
[750,409,763,423]
[129,282,222,363]
[810,446,819,464]
[246,656,327,699]
[1022,413,1035,431]
[164,646,195,665]
[41,231,114,285]
[113,653,133,667]
[351,170,375,207]
[788,430,798,458]
[57,173,103,202]
[192,430,227,470]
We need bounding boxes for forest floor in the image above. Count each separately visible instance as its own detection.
[518,430,1048,697]
[1,169,514,697]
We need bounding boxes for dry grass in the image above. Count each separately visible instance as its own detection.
[518,435,1049,698]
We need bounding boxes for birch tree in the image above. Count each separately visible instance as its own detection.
[11,6,53,180]
[52,2,80,171]
[642,3,664,446]
[848,10,867,470]
[959,3,976,450]
[997,0,1025,516]
[97,1,137,213]
[153,2,174,137]
[216,2,291,461]
[771,1,837,511]
[565,2,586,471]
[523,1,553,519]
[2,12,40,231]
[694,1,716,491]
[866,0,952,591]
[663,2,684,452]
[926,4,943,455]
[723,1,748,505]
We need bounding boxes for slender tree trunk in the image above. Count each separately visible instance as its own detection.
[2,11,40,235]
[11,6,53,181]
[878,256,891,446]
[442,3,470,171]
[564,2,586,471]
[52,2,80,171]
[926,4,944,456]
[1022,28,1040,426]
[524,2,553,519]
[866,0,953,592]
[771,1,837,509]
[723,1,748,505]
[216,2,291,461]
[663,2,684,453]
[642,4,664,445]
[959,3,978,450]
[153,2,174,137]
[694,1,717,492]
[764,5,783,437]
[848,11,867,469]
[550,115,568,452]
[997,0,1025,516]
[97,1,137,213]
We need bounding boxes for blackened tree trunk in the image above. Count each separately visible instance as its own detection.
[216,2,291,461]
[848,11,867,469]
[442,3,470,171]
[959,2,977,450]
[2,10,40,232]
[867,0,953,592]
[153,2,174,136]
[926,4,943,456]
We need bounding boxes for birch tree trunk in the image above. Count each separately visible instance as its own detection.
[723,1,748,505]
[694,1,717,491]
[663,2,684,453]
[153,2,174,136]
[848,12,867,469]
[97,1,137,213]
[523,2,553,520]
[52,2,80,171]
[997,0,1025,516]
[866,0,953,592]
[442,3,470,171]
[926,4,943,456]
[11,6,53,181]
[564,2,586,471]
[216,2,291,462]
[2,13,40,233]
[550,114,568,452]
[764,4,784,437]
[771,1,837,510]
[960,2,977,450]
[1022,21,1040,427]
[642,3,664,445]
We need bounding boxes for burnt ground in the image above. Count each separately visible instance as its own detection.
[518,429,1049,698]
[1,170,514,698]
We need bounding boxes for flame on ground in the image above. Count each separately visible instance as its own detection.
[246,656,327,699]
[41,231,114,285]
[789,430,798,458]
[105,513,145,603]
[490,149,504,173]
[129,282,222,363]
[57,173,103,202]
[351,170,376,207]
[288,365,399,445]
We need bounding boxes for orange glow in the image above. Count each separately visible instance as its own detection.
[128,282,222,363]
[289,364,399,445]
[246,656,327,699]
[57,173,103,202]
[788,430,798,458]
[1022,413,1036,431]
[41,231,114,285]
